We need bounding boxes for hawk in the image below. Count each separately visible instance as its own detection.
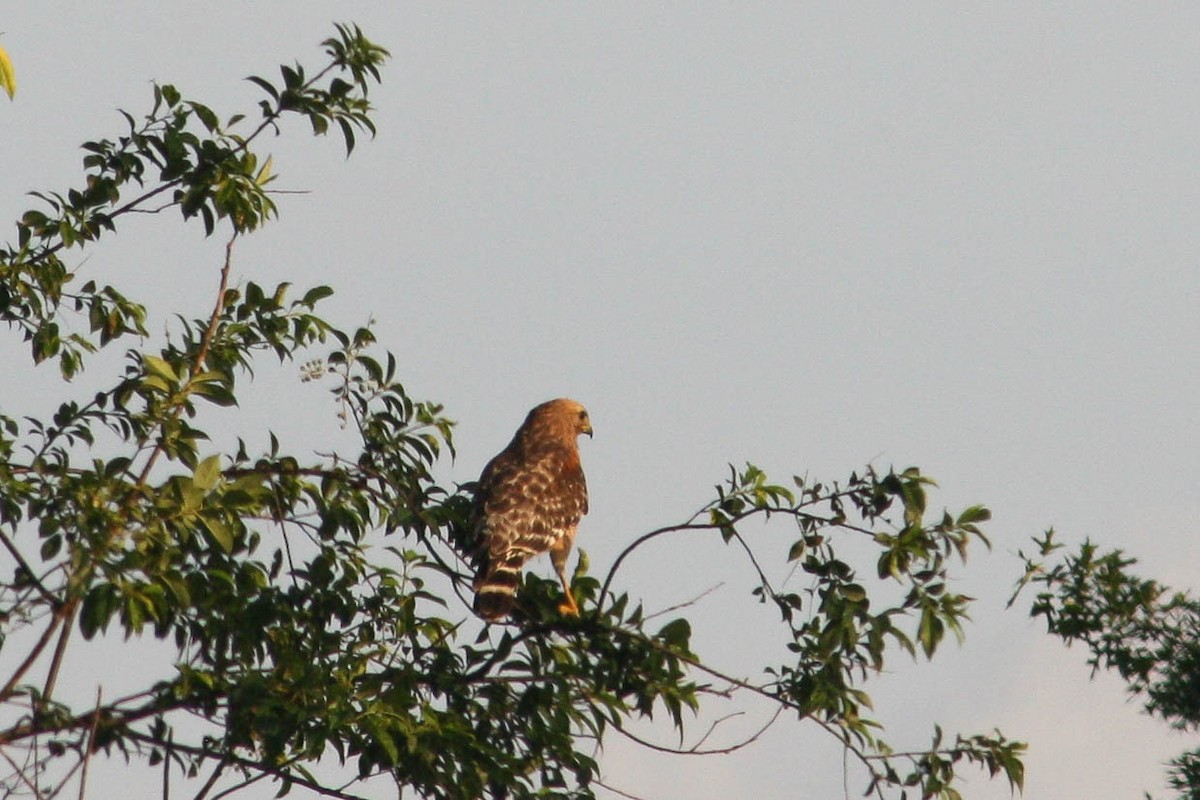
[471,398,592,621]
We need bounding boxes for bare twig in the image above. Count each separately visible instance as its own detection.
[208,770,269,800]
[124,732,370,800]
[730,529,777,597]
[600,622,891,796]
[162,732,172,800]
[0,692,181,747]
[0,744,46,799]
[136,232,236,488]
[643,583,725,622]
[611,705,783,757]
[44,747,88,800]
[192,234,236,373]
[0,610,63,701]
[40,599,78,702]
[0,530,57,606]
[76,688,102,800]
[843,742,851,800]
[190,756,227,800]
[593,778,651,800]
[598,521,714,608]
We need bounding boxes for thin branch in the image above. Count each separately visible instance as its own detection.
[692,706,780,752]
[124,200,177,216]
[190,756,227,800]
[40,599,79,703]
[599,621,893,792]
[0,745,46,799]
[843,742,851,800]
[599,484,890,610]
[0,692,182,747]
[593,778,651,800]
[642,583,725,622]
[136,231,236,488]
[20,55,345,273]
[162,731,172,800]
[208,770,269,800]
[126,733,371,800]
[0,530,57,606]
[192,234,236,373]
[730,530,777,597]
[76,687,102,800]
[0,609,64,701]
[610,706,783,757]
[598,521,714,608]
[44,747,88,800]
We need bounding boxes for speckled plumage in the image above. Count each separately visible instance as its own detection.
[472,399,592,620]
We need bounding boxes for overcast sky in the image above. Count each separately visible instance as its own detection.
[3,4,1199,799]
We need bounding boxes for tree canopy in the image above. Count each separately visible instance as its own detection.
[0,24,1028,799]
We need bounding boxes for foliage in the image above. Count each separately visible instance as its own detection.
[0,24,1024,800]
[1014,532,1200,799]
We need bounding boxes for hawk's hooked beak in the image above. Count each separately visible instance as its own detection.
[581,423,593,438]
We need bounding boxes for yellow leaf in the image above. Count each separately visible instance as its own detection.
[255,155,273,186]
[0,44,15,100]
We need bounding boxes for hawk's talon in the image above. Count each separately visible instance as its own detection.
[558,595,580,616]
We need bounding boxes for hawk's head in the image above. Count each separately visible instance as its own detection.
[528,398,593,441]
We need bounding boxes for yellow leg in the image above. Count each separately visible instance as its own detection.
[556,572,579,616]
[550,533,579,616]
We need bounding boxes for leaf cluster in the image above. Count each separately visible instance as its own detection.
[599,464,1022,798]
[0,23,384,380]
[1014,531,1200,798]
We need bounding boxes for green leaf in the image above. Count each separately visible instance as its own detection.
[841,583,867,602]
[80,583,117,640]
[917,605,943,659]
[657,618,692,650]
[192,381,238,407]
[143,354,179,382]
[301,285,334,307]
[140,375,173,395]
[956,505,991,525]
[200,515,234,553]
[40,534,62,560]
[193,454,222,491]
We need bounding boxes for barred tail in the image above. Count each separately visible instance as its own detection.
[473,551,528,621]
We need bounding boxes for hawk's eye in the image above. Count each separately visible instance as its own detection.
[578,410,588,420]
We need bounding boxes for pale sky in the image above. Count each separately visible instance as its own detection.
[2,4,1199,799]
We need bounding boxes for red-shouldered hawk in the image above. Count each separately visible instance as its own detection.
[472,398,592,621]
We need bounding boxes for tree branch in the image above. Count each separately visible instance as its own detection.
[40,599,78,703]
[136,232,236,488]
[76,687,102,800]
[0,608,64,701]
[192,234,236,374]
[124,732,370,800]
[190,756,227,800]
[0,530,57,607]
[0,744,46,799]
[642,583,725,622]
[593,777,651,800]
[610,705,783,757]
[0,691,180,747]
[18,55,345,274]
